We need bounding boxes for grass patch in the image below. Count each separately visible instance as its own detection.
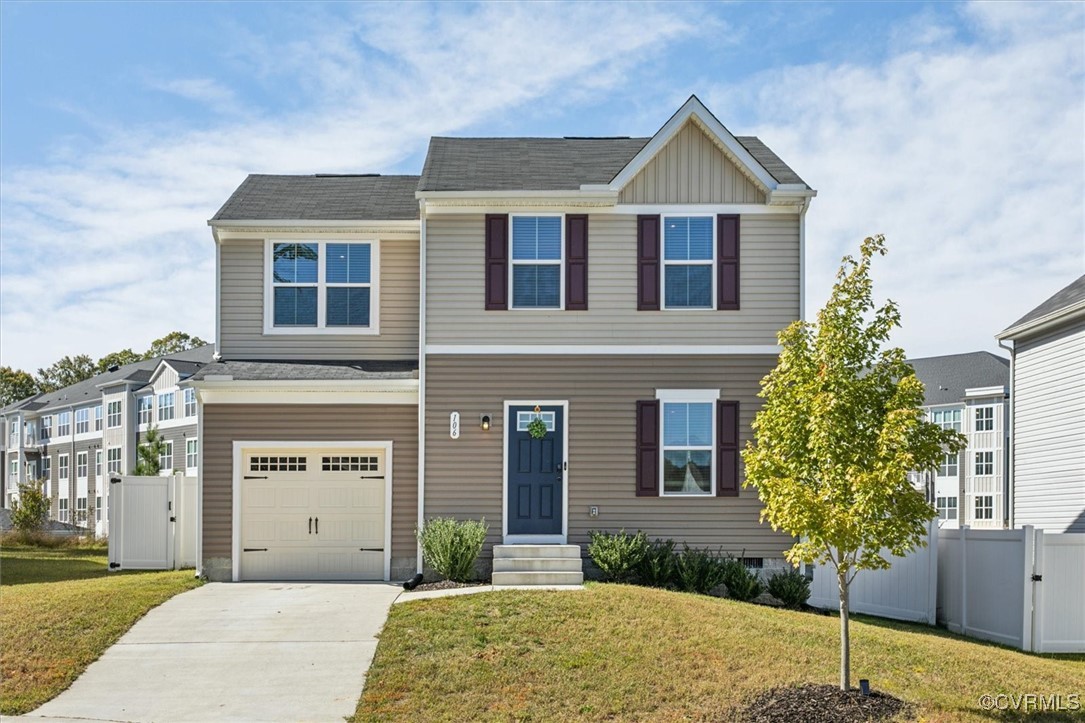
[354,584,1085,722]
[0,546,202,715]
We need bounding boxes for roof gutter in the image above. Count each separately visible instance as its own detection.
[996,300,1085,341]
[207,219,420,229]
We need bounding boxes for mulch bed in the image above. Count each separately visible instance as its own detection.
[731,683,913,723]
[410,580,489,592]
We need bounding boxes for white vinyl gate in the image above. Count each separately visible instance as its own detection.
[107,473,197,571]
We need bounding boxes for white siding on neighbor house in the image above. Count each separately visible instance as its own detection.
[425,213,799,346]
[217,232,420,360]
[1013,320,1085,533]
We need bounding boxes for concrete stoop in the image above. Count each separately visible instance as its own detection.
[491,544,584,586]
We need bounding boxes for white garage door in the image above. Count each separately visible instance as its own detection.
[239,446,387,581]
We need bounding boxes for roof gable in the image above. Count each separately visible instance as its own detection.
[999,273,1085,340]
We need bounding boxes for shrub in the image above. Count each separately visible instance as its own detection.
[10,481,49,533]
[767,568,811,609]
[636,538,677,588]
[720,557,764,602]
[417,517,488,582]
[588,529,648,582]
[674,545,727,594]
[0,530,106,549]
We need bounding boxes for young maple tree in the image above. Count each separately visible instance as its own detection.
[743,235,965,691]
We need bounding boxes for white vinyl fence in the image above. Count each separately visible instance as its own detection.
[107,473,197,571]
[810,525,1085,653]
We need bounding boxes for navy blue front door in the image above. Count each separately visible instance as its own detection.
[507,405,564,536]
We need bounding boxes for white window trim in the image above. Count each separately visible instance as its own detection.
[974,406,995,432]
[76,451,89,481]
[94,405,103,432]
[58,453,70,482]
[95,450,102,478]
[186,437,199,474]
[138,395,154,427]
[973,449,995,476]
[57,411,71,438]
[74,408,90,435]
[159,440,174,476]
[937,451,959,478]
[661,214,716,311]
[183,388,198,418]
[508,214,564,311]
[157,391,176,422]
[107,401,122,429]
[106,446,123,475]
[262,239,381,335]
[656,388,720,497]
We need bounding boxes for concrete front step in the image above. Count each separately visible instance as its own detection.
[493,544,581,559]
[492,571,585,586]
[492,557,583,573]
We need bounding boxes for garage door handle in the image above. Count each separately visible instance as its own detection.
[309,516,312,534]
[359,475,384,480]
[244,548,268,552]
[360,548,383,552]
[315,517,319,534]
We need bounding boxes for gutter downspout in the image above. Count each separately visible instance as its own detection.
[416,200,426,575]
[798,198,809,323]
[998,338,1015,529]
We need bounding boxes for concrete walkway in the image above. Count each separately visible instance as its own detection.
[15,582,402,723]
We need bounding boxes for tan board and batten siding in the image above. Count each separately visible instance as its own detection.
[619,121,767,204]
[1013,320,1085,533]
[200,404,418,581]
[425,213,798,345]
[424,356,793,560]
[217,233,419,360]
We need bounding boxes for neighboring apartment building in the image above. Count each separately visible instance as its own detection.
[190,95,817,582]
[907,352,1010,529]
[0,346,213,535]
[997,273,1085,533]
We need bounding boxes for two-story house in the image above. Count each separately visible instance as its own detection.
[1,346,213,535]
[907,352,1010,529]
[189,95,816,583]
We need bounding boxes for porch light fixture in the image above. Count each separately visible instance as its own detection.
[480,414,491,431]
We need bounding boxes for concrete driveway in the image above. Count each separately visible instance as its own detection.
[17,582,402,723]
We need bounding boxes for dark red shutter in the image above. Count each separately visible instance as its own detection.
[565,214,588,310]
[485,214,509,310]
[636,400,659,496]
[717,214,740,311]
[637,215,661,311]
[717,400,740,496]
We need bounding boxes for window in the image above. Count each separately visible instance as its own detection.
[107,401,122,428]
[76,452,88,480]
[269,241,376,331]
[138,396,154,425]
[95,450,102,477]
[663,216,714,309]
[936,496,958,521]
[321,455,377,472]
[974,406,994,432]
[938,452,958,477]
[158,392,175,422]
[9,459,17,480]
[107,447,122,474]
[159,441,174,473]
[57,411,71,437]
[510,216,562,309]
[516,410,556,432]
[76,497,88,526]
[186,439,198,471]
[96,495,102,523]
[42,456,51,481]
[59,498,69,523]
[974,451,994,476]
[58,454,70,481]
[660,397,715,496]
[183,388,197,417]
[40,415,52,440]
[975,495,994,520]
[94,405,103,431]
[75,408,90,435]
[249,456,306,472]
[7,421,16,446]
[931,408,962,432]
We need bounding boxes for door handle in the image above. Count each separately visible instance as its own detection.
[309,516,312,534]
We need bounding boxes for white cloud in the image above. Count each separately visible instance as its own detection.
[711,0,1085,357]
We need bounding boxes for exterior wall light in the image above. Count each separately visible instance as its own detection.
[480,414,491,431]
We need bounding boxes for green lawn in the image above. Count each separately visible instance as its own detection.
[0,545,202,716]
[355,584,1085,722]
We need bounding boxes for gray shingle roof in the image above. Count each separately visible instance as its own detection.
[417,135,807,192]
[189,359,419,382]
[907,351,1009,406]
[1002,274,1085,336]
[211,175,420,222]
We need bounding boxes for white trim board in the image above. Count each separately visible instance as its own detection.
[231,440,394,582]
[501,400,570,545]
[425,344,781,356]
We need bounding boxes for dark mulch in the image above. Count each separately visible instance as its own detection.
[410,580,489,593]
[731,684,913,723]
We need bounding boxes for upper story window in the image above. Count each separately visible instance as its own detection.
[659,391,716,496]
[8,421,18,446]
[107,447,122,474]
[107,401,122,429]
[58,453,70,481]
[931,408,961,432]
[75,408,90,435]
[974,451,994,476]
[183,388,197,418]
[57,412,71,437]
[158,392,175,422]
[938,452,958,477]
[267,241,377,333]
[974,406,994,432]
[663,216,714,309]
[137,396,154,425]
[94,405,103,432]
[510,216,562,309]
[159,440,174,473]
[40,416,51,440]
[76,451,88,480]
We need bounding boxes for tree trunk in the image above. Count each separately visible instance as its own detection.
[838,567,850,691]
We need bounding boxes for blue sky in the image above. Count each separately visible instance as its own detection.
[1,1,1082,371]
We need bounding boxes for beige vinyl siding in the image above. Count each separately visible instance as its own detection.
[424,355,792,560]
[619,121,766,204]
[151,365,180,392]
[201,404,418,580]
[425,214,798,345]
[218,234,420,360]
[1013,320,1085,533]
